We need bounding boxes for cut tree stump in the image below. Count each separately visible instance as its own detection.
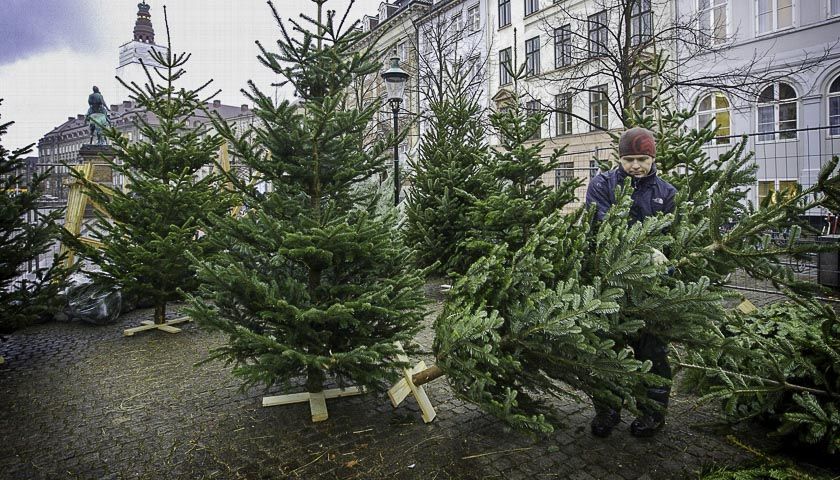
[387,342,438,423]
[123,316,191,336]
[262,386,365,422]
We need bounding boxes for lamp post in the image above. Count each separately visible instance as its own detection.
[381,56,408,206]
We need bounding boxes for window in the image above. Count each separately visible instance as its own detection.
[758,179,798,206]
[632,76,655,113]
[630,0,653,46]
[467,4,480,32]
[699,0,728,45]
[525,0,539,16]
[833,0,840,16]
[554,24,572,68]
[525,36,541,76]
[589,85,609,130]
[829,76,840,136]
[499,47,513,85]
[555,93,573,136]
[757,82,797,141]
[451,11,463,32]
[588,11,608,57]
[499,0,511,28]
[756,0,793,34]
[397,41,407,61]
[526,99,542,139]
[555,162,575,188]
[590,159,600,178]
[697,92,731,144]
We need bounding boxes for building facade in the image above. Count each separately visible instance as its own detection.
[675,0,840,213]
[355,0,433,196]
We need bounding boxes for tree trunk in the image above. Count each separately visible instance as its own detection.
[154,302,166,325]
[412,364,444,387]
[306,366,326,394]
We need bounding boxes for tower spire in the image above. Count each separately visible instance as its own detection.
[133,1,155,43]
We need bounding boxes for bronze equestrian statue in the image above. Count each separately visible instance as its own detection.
[86,86,111,145]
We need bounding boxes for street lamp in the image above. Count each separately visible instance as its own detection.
[381,56,408,206]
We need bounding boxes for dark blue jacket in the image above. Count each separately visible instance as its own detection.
[585,164,676,223]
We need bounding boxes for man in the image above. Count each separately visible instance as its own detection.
[87,86,109,116]
[584,126,677,438]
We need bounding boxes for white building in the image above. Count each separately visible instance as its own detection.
[115,1,168,103]
[675,0,840,215]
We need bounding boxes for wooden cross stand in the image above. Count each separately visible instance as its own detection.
[387,342,438,423]
[262,386,365,422]
[122,316,192,336]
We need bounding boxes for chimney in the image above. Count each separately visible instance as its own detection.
[77,114,85,120]
[123,100,132,109]
[110,104,118,112]
[68,117,74,121]
[240,104,249,112]
[213,99,221,108]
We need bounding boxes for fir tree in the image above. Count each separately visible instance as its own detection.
[186,2,427,396]
[428,60,837,431]
[404,59,488,276]
[0,101,66,335]
[72,13,233,325]
[459,68,580,272]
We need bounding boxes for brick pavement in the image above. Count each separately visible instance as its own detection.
[0,283,814,480]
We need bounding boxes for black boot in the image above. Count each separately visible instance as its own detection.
[590,409,621,438]
[629,411,664,437]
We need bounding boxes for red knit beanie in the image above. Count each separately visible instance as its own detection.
[619,127,656,158]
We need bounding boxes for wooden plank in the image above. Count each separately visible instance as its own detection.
[61,162,94,267]
[388,361,427,407]
[156,325,182,334]
[262,392,310,407]
[167,316,192,325]
[78,237,105,249]
[736,299,758,314]
[322,386,364,399]
[123,323,160,336]
[404,367,436,423]
[388,379,411,407]
[309,391,328,422]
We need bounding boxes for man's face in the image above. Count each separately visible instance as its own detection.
[619,155,654,177]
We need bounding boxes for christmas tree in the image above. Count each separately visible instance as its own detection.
[0,101,66,336]
[186,2,427,399]
[459,68,580,271]
[426,66,835,431]
[72,13,233,326]
[404,54,489,276]
[676,155,840,454]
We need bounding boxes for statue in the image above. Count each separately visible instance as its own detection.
[86,86,111,145]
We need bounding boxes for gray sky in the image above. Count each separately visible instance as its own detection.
[0,0,382,151]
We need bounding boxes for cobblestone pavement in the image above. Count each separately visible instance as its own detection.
[0,281,832,480]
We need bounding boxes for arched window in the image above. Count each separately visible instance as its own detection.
[829,75,840,137]
[757,82,797,141]
[697,92,730,144]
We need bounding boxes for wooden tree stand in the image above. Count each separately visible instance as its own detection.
[387,342,442,423]
[262,386,365,422]
[123,316,192,336]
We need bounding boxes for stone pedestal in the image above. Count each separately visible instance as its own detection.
[78,144,116,185]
